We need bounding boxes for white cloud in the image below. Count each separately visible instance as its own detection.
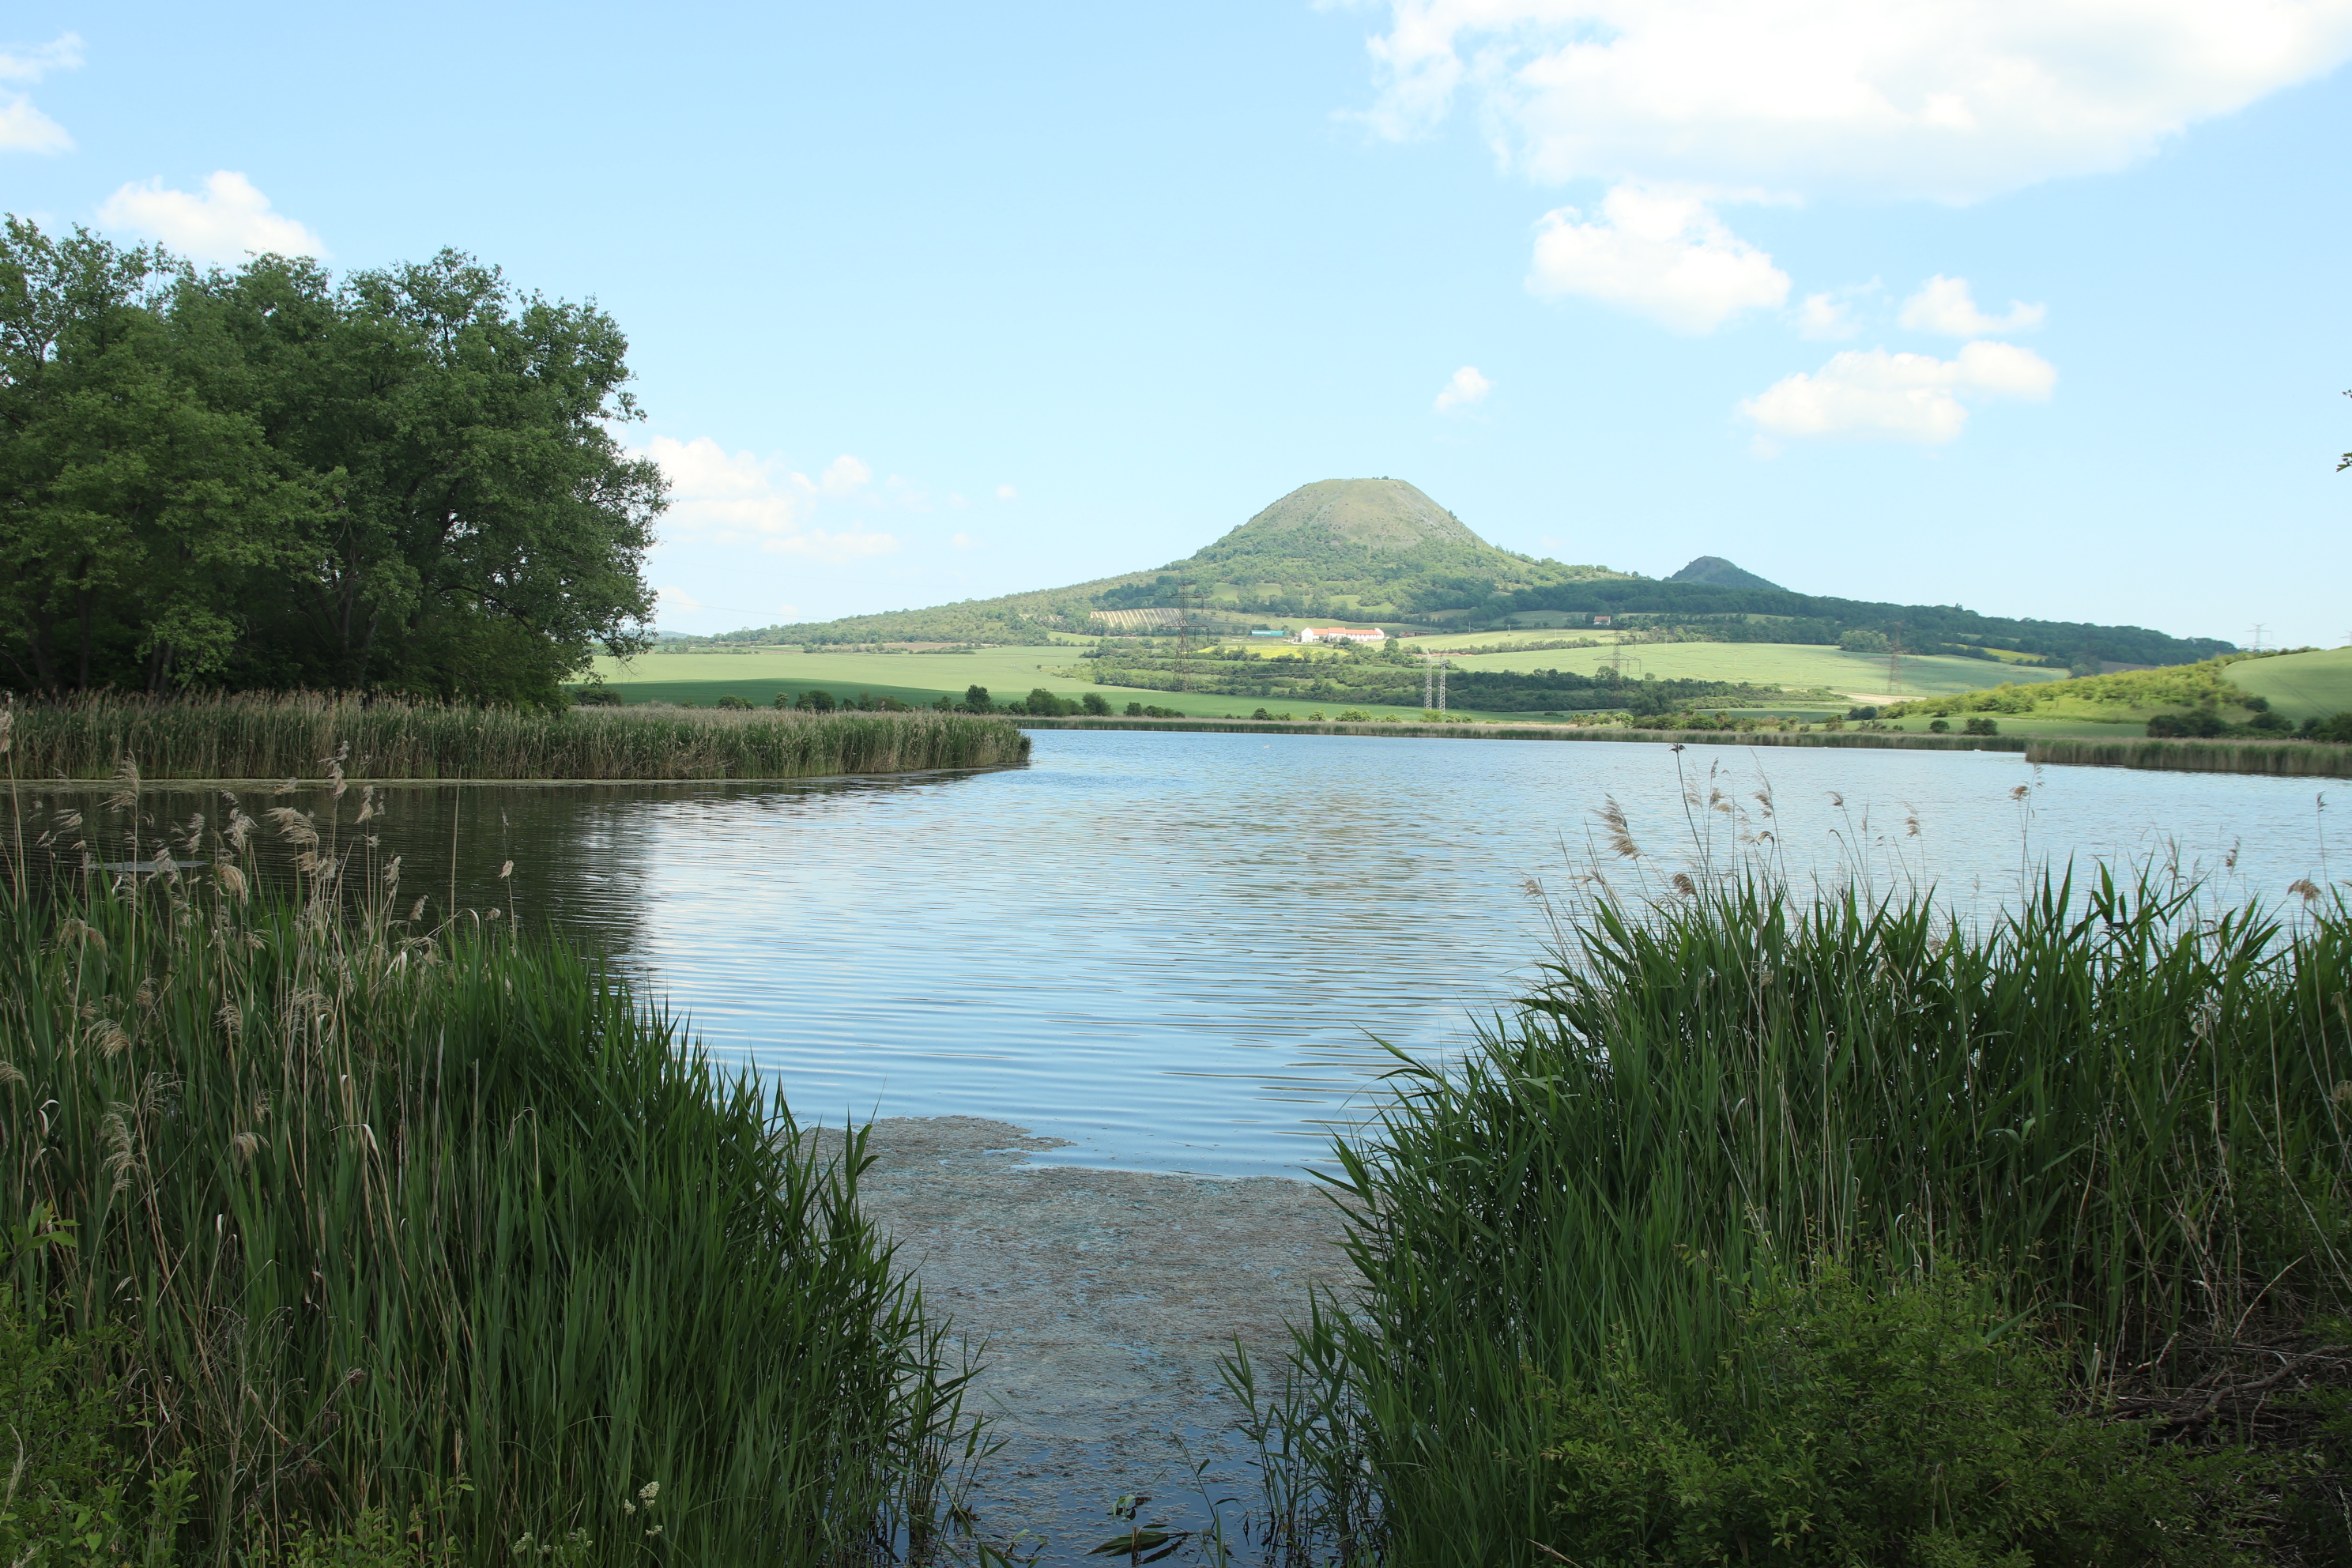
[995,484,1017,501]
[643,435,812,538]
[763,528,900,563]
[1434,364,1494,410]
[1363,1,2352,202]
[97,172,328,262]
[1528,184,1787,332]
[1796,291,1863,340]
[820,454,871,493]
[950,531,978,550]
[654,584,704,616]
[0,31,81,154]
[1739,339,2056,443]
[1898,273,2046,335]
[640,436,904,561]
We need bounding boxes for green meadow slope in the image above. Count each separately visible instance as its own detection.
[2226,646,2352,722]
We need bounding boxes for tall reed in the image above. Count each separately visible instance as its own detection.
[2027,735,2352,778]
[0,801,971,1562]
[1249,873,2352,1564]
[2,692,1029,781]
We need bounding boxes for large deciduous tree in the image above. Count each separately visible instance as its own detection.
[0,219,663,703]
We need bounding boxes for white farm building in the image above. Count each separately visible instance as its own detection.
[1298,625,1387,646]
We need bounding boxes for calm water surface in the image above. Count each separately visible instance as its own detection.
[79,731,2343,1175]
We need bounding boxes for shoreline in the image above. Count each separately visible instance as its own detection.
[1015,714,2032,751]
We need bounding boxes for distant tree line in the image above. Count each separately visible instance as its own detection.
[1086,645,1762,714]
[1,219,663,703]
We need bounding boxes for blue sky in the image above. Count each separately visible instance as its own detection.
[6,2,2350,647]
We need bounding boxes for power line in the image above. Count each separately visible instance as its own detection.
[2247,624,2267,653]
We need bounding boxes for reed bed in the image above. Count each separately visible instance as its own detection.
[1246,873,2352,1565]
[2027,735,2352,778]
[2,692,1029,781]
[0,794,971,1562]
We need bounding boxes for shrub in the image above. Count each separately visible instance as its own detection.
[2147,709,2223,737]
[714,693,752,710]
[1252,707,1274,720]
[2303,711,2352,743]
[1529,1263,2267,1567]
[1928,718,1951,733]
[1026,687,1069,716]
[793,688,837,712]
[1247,876,2352,1566]
[1846,706,1878,721]
[571,687,622,707]
[1962,715,1998,735]
[1124,702,1144,716]
[1080,692,1111,715]
[1336,709,1370,722]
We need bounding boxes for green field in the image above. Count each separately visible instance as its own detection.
[586,647,1446,719]
[588,640,2079,725]
[2226,645,2352,722]
[1423,640,2067,703]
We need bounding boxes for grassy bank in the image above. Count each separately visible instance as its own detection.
[0,807,972,1563]
[1248,876,2352,1565]
[1017,714,2029,752]
[2,692,1028,780]
[2027,734,2352,777]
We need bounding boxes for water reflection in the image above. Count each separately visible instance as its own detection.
[25,732,2336,1176]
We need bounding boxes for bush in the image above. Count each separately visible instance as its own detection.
[714,693,752,710]
[1530,1263,2267,1567]
[1336,708,1370,722]
[1124,702,1144,716]
[1928,718,1951,733]
[2304,710,2352,743]
[1962,715,1998,735]
[1252,707,1274,720]
[571,687,622,707]
[1025,687,1069,717]
[1846,706,1878,721]
[2147,709,2224,737]
[793,688,837,712]
[1080,692,1111,715]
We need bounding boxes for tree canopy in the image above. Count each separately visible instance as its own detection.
[0,218,663,704]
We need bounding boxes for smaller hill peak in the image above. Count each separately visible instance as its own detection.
[1669,556,1785,592]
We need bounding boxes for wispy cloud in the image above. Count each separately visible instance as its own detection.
[0,31,82,154]
[1363,1,2352,202]
[1740,341,2056,446]
[1528,185,1787,334]
[1899,275,2047,336]
[98,172,328,261]
[1434,364,1493,411]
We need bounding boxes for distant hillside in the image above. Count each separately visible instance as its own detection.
[1670,556,1783,592]
[685,477,2234,669]
[701,478,1632,646]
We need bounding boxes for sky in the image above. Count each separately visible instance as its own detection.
[5,2,2350,648]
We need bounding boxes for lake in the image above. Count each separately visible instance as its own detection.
[62,730,2340,1176]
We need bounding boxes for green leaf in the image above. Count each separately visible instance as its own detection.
[1087,1529,1170,1555]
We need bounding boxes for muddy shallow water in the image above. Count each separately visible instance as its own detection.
[836,1118,1351,1562]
